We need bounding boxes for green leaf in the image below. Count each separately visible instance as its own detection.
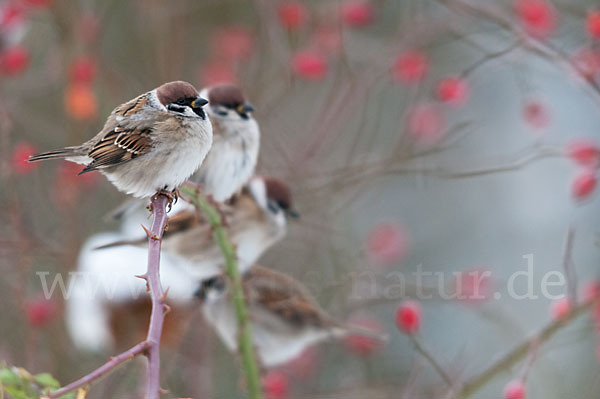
[34,373,60,389]
[0,368,20,386]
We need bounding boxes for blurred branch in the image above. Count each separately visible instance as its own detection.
[47,194,170,399]
[562,225,577,304]
[459,297,598,398]
[180,183,264,399]
[409,335,456,393]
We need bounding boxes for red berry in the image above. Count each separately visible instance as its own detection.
[343,317,385,356]
[211,26,254,61]
[582,280,600,302]
[407,103,445,144]
[550,297,571,321]
[365,223,410,267]
[1,2,25,29]
[291,51,327,80]
[396,301,422,334]
[0,45,29,75]
[278,2,307,30]
[64,83,98,121]
[69,56,97,84]
[262,371,289,399]
[567,139,600,168]
[392,50,428,83]
[437,76,470,106]
[11,142,37,175]
[515,0,557,39]
[587,11,600,39]
[503,379,526,399]
[571,169,598,201]
[522,100,550,130]
[26,298,58,328]
[341,1,374,28]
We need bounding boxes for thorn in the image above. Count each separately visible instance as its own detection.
[160,286,170,302]
[151,234,160,241]
[163,304,171,315]
[141,224,152,238]
[159,387,170,395]
[135,274,148,281]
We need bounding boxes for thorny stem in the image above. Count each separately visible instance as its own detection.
[180,183,264,399]
[46,194,170,399]
[459,298,597,398]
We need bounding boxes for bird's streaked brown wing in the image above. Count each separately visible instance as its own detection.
[245,266,332,328]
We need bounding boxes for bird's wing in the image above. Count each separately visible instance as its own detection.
[245,266,332,328]
[80,94,159,174]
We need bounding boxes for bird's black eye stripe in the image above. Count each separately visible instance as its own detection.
[167,104,186,113]
[267,199,280,214]
[277,200,289,211]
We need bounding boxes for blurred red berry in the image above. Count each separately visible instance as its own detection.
[522,100,550,130]
[11,142,37,175]
[437,76,470,106]
[550,297,571,321]
[291,51,327,80]
[587,11,600,39]
[198,60,237,86]
[407,103,445,144]
[278,2,307,30]
[392,50,428,83]
[1,2,25,29]
[21,0,52,8]
[365,223,409,267]
[281,347,318,380]
[343,317,385,356]
[395,301,422,334]
[583,280,600,302]
[26,297,58,328]
[503,379,526,399]
[69,56,96,84]
[567,139,600,168]
[0,45,29,75]
[515,0,557,39]
[262,371,289,399]
[454,268,493,304]
[212,26,254,61]
[571,169,597,201]
[64,83,98,121]
[341,1,374,28]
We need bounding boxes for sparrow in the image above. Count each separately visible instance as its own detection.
[28,81,213,199]
[193,84,260,202]
[97,176,299,277]
[196,265,388,368]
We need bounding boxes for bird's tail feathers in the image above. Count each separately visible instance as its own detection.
[28,147,81,162]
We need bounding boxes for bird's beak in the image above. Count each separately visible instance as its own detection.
[191,97,209,109]
[236,102,254,115]
[286,208,300,219]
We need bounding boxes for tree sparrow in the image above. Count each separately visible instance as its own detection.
[97,176,298,277]
[193,84,260,202]
[28,81,213,198]
[196,265,388,368]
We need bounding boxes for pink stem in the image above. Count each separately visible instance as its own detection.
[47,341,150,398]
[144,194,169,399]
[46,194,170,399]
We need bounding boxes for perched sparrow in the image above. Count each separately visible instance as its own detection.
[193,84,260,202]
[196,265,388,368]
[97,176,298,277]
[28,81,213,198]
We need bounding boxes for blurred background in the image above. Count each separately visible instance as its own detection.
[1,0,600,398]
